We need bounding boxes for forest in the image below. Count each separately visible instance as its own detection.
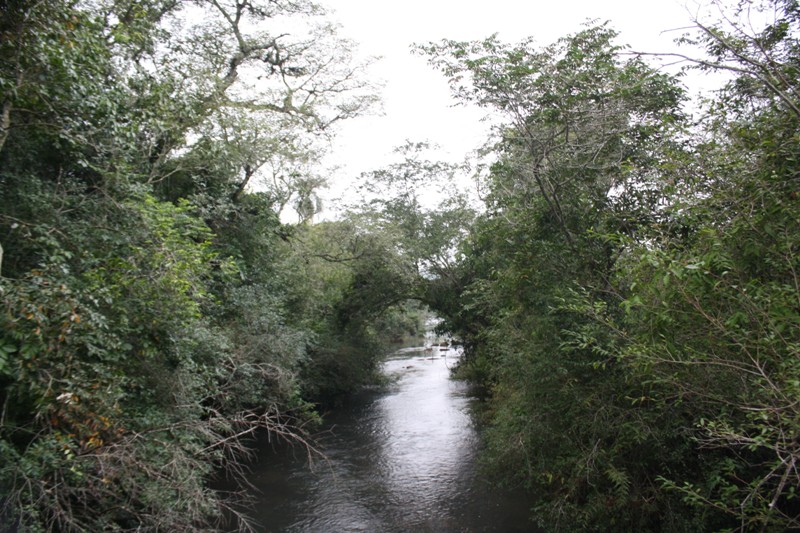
[1,0,799,531]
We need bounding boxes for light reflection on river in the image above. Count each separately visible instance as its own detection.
[245,345,536,532]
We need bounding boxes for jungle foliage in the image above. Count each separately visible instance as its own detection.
[418,1,800,531]
[0,0,419,530]
[3,0,800,531]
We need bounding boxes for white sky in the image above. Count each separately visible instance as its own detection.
[315,0,714,211]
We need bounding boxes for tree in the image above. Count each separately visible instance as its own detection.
[0,0,375,530]
[418,4,800,531]
[352,141,477,283]
[418,25,701,531]
[610,1,800,528]
[418,24,684,249]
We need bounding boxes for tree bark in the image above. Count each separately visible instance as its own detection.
[0,97,12,155]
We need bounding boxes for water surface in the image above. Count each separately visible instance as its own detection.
[245,345,536,532]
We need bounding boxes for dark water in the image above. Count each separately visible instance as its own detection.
[244,345,537,532]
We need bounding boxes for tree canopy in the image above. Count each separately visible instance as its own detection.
[0,1,399,530]
[416,2,800,530]
[2,0,800,531]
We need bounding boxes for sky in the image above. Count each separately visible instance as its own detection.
[314,0,715,211]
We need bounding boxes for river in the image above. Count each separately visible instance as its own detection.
[242,343,537,532]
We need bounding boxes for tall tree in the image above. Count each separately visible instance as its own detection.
[0,0,376,530]
[610,1,800,528]
[419,24,698,531]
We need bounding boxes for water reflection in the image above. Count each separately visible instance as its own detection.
[245,345,535,532]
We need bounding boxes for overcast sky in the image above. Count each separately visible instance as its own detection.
[315,0,712,210]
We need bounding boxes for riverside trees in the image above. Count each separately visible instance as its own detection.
[419,24,695,531]
[0,1,397,530]
[3,0,799,530]
[419,2,800,530]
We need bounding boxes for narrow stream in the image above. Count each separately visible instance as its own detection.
[244,344,537,532]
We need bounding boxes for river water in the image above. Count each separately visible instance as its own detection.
[244,344,537,532]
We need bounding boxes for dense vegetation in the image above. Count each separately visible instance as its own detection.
[2,0,799,531]
[418,1,800,531]
[0,1,426,530]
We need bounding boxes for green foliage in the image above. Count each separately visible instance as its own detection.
[415,26,691,530]
[4,0,800,530]
[285,219,425,403]
[420,7,800,531]
[352,141,477,281]
[0,0,377,530]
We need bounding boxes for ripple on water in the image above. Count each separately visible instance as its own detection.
[246,346,537,533]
